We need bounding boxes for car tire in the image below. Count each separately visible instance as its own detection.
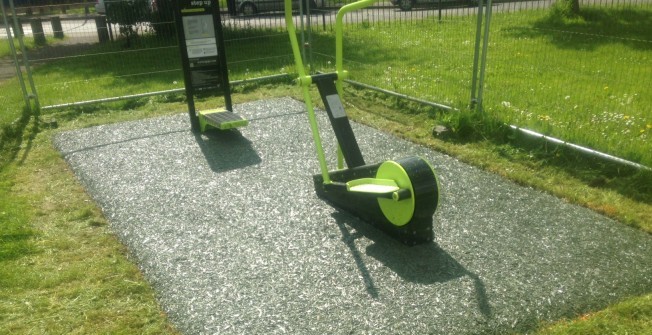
[240,2,257,15]
[398,0,414,11]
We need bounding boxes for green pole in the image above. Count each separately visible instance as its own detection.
[285,0,331,183]
[334,0,377,96]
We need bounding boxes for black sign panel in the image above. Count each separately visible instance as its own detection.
[181,12,220,90]
[174,0,232,130]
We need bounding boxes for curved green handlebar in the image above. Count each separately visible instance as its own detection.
[334,0,378,92]
[284,0,379,81]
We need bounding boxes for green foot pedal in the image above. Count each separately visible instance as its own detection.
[198,109,248,132]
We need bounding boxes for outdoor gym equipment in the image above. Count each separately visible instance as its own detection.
[174,0,248,132]
[284,0,440,245]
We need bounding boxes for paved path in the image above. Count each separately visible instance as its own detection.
[53,97,651,334]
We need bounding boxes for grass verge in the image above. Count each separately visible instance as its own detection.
[0,104,183,334]
[344,87,651,232]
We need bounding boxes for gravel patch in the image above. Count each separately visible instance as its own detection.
[53,97,652,335]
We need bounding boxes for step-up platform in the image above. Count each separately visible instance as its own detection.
[199,109,248,132]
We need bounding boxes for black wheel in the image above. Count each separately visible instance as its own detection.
[240,2,257,16]
[398,0,414,11]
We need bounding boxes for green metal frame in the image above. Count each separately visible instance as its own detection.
[284,0,379,184]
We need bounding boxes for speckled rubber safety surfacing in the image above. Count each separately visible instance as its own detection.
[54,97,651,335]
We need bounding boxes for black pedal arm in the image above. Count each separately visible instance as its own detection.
[313,76,366,169]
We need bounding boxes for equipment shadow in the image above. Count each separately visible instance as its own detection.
[332,212,492,318]
[194,129,261,173]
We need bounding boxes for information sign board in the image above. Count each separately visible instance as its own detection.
[174,0,232,130]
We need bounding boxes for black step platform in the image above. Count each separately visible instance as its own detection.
[198,109,248,132]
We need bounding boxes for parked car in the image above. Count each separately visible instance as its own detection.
[390,0,475,11]
[237,0,325,16]
[95,0,156,15]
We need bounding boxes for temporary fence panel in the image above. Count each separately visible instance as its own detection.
[482,0,652,167]
[2,0,648,166]
[309,2,481,110]
[2,0,299,109]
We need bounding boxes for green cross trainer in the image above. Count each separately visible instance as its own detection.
[284,0,440,245]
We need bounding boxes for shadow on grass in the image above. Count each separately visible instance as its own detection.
[507,7,652,51]
[0,232,38,262]
[437,111,652,205]
[0,106,33,170]
[498,133,652,204]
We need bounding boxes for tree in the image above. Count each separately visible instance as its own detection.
[105,0,150,46]
[149,0,175,39]
[567,0,580,15]
[554,0,581,18]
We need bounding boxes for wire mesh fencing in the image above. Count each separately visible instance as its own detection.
[481,0,651,166]
[1,0,649,166]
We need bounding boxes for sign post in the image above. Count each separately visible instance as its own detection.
[174,0,246,132]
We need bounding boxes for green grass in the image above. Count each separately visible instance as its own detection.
[535,293,652,335]
[1,4,650,334]
[0,37,40,58]
[323,7,652,168]
[24,30,293,107]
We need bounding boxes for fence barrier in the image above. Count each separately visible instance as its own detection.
[2,0,650,168]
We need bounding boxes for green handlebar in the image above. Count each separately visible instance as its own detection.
[335,0,378,93]
[284,0,308,82]
[285,0,330,182]
[284,0,379,183]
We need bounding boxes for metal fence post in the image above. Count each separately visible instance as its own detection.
[470,0,492,112]
[95,15,110,43]
[12,16,23,37]
[476,0,493,112]
[51,16,64,39]
[2,0,40,113]
[470,0,484,109]
[30,17,47,45]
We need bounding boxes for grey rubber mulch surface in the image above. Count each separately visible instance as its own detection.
[53,97,651,335]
